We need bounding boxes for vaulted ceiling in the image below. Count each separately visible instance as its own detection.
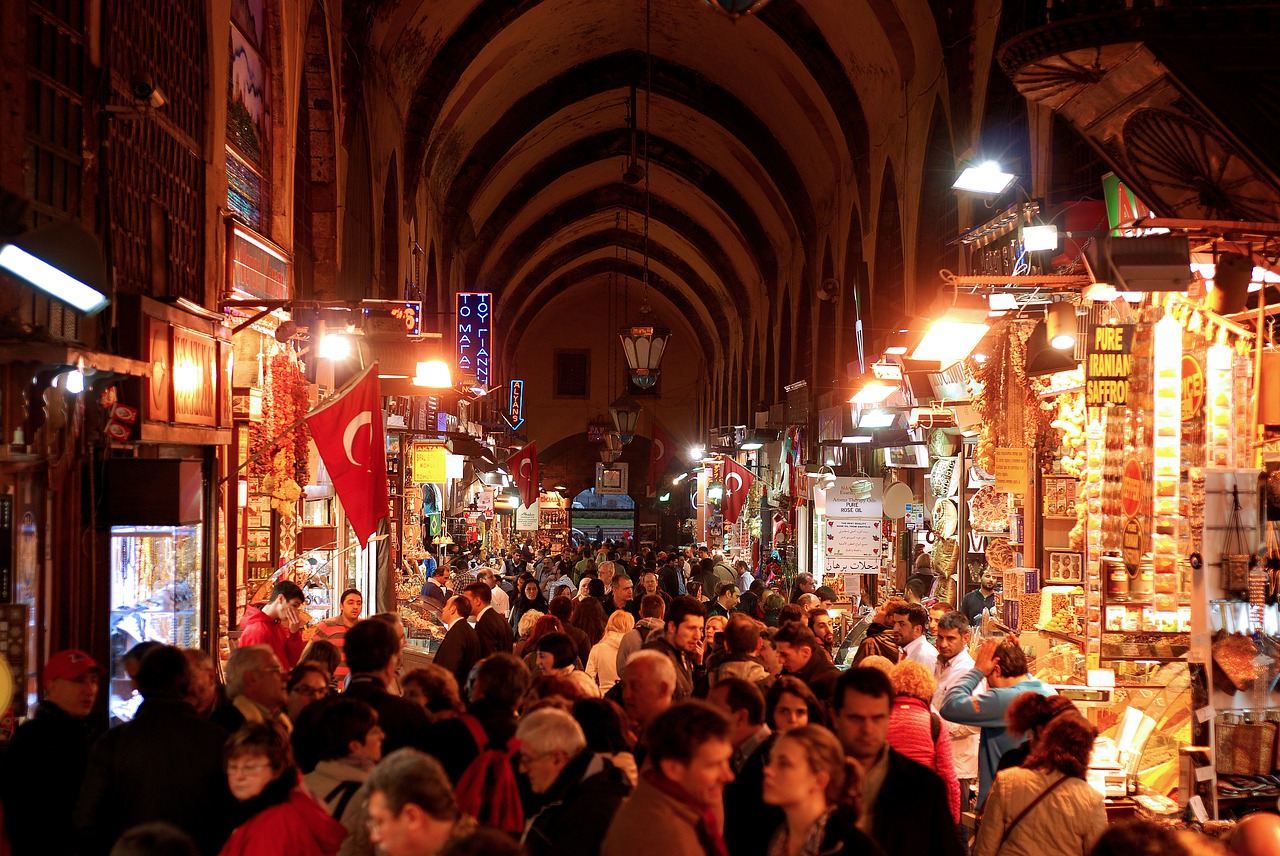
[358,0,975,401]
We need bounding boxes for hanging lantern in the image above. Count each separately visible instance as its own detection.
[618,301,671,390]
[603,431,624,455]
[609,394,642,444]
[700,0,772,18]
[600,449,622,463]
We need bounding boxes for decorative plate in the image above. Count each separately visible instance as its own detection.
[928,428,959,458]
[969,485,1011,531]
[930,458,958,498]
[986,537,1016,571]
[932,497,959,538]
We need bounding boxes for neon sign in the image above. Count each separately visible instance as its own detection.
[456,292,492,386]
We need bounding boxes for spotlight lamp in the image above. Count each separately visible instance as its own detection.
[1046,302,1077,351]
[912,289,991,365]
[952,161,1016,195]
[0,220,111,315]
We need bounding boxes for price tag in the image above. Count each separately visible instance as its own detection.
[1188,795,1209,823]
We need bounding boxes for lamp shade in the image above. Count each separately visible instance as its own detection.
[1024,319,1080,378]
[609,394,642,444]
[619,302,671,390]
[0,220,110,315]
[603,431,623,454]
[600,448,621,463]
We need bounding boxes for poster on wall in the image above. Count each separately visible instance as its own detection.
[411,443,447,484]
[821,477,884,519]
[515,501,540,531]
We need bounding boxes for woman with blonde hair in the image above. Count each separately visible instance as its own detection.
[762,725,883,856]
[886,659,960,821]
[586,609,634,693]
[973,711,1106,856]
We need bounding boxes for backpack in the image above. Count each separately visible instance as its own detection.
[634,622,658,645]
[454,714,525,835]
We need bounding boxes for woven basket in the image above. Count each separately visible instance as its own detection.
[1217,720,1276,776]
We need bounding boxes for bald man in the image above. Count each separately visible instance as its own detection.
[1230,812,1280,856]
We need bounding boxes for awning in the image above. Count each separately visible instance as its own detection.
[0,342,151,376]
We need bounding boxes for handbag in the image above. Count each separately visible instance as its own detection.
[993,773,1072,854]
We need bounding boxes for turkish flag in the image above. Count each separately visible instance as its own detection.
[647,420,672,495]
[306,364,388,547]
[507,441,539,506]
[721,456,756,524]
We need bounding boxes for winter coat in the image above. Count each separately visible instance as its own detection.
[303,759,370,828]
[972,769,1106,856]
[712,654,769,689]
[642,634,695,702]
[1,700,98,856]
[586,631,625,693]
[342,676,431,756]
[886,695,961,821]
[788,647,840,703]
[851,624,900,666]
[724,733,783,856]
[868,749,964,856]
[522,750,632,856]
[238,605,305,670]
[602,776,718,856]
[220,784,347,856]
[766,807,884,856]
[75,697,233,856]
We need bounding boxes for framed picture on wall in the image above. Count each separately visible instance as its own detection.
[1045,551,1084,584]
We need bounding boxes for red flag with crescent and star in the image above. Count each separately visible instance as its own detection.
[647,420,672,495]
[721,456,756,525]
[507,441,539,507]
[305,363,388,547]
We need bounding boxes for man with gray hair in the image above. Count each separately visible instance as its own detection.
[621,649,675,735]
[360,749,461,856]
[516,708,632,856]
[211,644,290,734]
[476,567,510,618]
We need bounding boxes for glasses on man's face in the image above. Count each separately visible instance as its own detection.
[227,761,272,777]
[291,684,328,698]
[518,750,552,769]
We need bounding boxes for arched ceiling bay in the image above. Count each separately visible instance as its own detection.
[368,0,890,379]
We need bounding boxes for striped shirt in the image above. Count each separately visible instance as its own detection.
[311,618,354,680]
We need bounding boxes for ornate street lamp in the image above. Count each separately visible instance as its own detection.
[609,394,642,444]
[618,302,671,390]
[602,431,623,456]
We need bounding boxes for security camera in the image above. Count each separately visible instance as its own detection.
[818,278,840,301]
[130,78,168,110]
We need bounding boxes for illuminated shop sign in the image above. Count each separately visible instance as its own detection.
[456,292,492,387]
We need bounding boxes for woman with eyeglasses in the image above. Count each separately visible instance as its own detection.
[286,663,332,724]
[219,722,347,856]
[301,698,385,827]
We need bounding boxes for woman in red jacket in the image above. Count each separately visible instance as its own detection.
[219,723,347,856]
[886,659,961,821]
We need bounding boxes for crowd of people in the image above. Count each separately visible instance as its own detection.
[2,540,1278,856]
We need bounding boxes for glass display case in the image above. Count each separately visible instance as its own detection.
[108,525,203,723]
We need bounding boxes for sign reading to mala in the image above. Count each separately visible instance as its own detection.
[1085,324,1135,406]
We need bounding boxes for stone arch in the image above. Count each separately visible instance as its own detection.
[817,239,841,391]
[779,288,794,392]
[292,0,338,298]
[340,107,375,300]
[425,242,440,319]
[914,100,958,314]
[381,153,400,299]
[841,206,866,374]
[871,164,906,349]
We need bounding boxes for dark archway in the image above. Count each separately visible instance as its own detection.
[380,154,400,299]
[914,101,958,314]
[871,166,906,348]
[340,108,375,300]
[292,2,338,299]
[840,207,867,374]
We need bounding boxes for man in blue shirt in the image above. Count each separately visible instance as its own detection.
[939,636,1056,807]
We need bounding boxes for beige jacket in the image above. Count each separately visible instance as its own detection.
[602,777,715,856]
[973,768,1107,856]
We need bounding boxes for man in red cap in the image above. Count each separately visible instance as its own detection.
[1,650,102,856]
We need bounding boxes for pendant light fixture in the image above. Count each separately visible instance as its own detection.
[619,0,672,390]
[609,394,642,444]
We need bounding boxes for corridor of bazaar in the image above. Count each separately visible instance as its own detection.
[1,0,1280,854]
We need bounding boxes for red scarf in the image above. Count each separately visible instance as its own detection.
[642,768,730,856]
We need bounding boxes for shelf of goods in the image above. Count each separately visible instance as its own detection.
[394,574,446,654]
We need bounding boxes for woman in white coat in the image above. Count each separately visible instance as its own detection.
[585,610,634,693]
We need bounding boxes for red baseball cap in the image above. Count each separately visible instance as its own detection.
[44,650,102,683]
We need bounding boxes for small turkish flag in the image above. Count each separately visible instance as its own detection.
[648,420,673,496]
[507,441,539,507]
[306,364,388,547]
[721,456,756,525]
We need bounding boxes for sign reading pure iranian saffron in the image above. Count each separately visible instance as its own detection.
[456,292,492,387]
[1085,324,1135,406]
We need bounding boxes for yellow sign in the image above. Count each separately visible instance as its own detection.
[994,448,1028,495]
[411,443,447,483]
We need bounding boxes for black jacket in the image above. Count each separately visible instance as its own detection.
[475,607,514,657]
[790,647,840,704]
[1,701,99,856]
[74,697,233,856]
[804,807,885,856]
[643,634,695,702]
[434,618,482,688]
[870,749,964,856]
[522,749,633,856]
[723,733,783,856]
[343,674,432,755]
